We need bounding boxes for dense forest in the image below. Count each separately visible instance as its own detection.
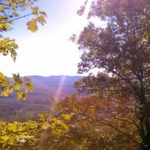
[0,0,150,150]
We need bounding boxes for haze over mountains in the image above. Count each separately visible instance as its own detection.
[0,75,82,121]
[2,75,82,103]
[26,75,82,103]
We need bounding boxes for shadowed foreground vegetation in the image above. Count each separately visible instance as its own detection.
[0,95,141,150]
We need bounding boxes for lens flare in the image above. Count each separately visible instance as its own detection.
[55,75,66,99]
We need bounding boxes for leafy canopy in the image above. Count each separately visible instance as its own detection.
[0,0,46,99]
[73,0,150,149]
[74,0,150,100]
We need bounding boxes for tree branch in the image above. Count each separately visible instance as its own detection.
[99,119,141,146]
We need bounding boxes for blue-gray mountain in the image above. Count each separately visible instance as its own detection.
[0,75,82,121]
[0,75,82,104]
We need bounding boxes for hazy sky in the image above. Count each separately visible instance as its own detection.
[0,0,90,77]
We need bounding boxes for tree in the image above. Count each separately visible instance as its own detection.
[0,0,46,99]
[72,0,150,149]
[37,95,141,150]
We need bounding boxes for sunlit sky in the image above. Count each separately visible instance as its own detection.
[0,0,91,77]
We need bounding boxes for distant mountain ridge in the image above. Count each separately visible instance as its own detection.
[27,75,82,103]
[0,75,83,104]
[0,75,83,121]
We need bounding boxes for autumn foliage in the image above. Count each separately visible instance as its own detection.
[0,0,46,99]
[0,95,141,150]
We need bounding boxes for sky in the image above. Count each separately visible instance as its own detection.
[0,0,91,77]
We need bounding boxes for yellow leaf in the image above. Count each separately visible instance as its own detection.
[12,11,19,17]
[1,89,10,97]
[0,24,4,30]
[17,91,25,100]
[142,38,147,43]
[0,6,4,12]
[13,83,20,90]
[13,74,22,84]
[27,19,38,32]
[37,15,46,24]
[40,11,47,17]
[62,114,72,121]
[21,6,26,11]
[10,3,16,10]
[4,24,11,30]
[32,7,39,15]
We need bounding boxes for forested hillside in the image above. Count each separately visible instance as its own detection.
[0,75,82,102]
[0,76,82,121]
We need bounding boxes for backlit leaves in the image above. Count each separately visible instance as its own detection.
[0,38,18,61]
[0,0,46,99]
[0,72,34,100]
[74,0,150,148]
[26,5,47,32]
[0,120,38,150]
[37,15,46,24]
[0,95,142,150]
[27,19,38,32]
[37,96,141,150]
[39,11,47,17]
[27,15,46,32]
[32,6,39,15]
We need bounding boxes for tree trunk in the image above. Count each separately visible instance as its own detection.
[138,106,150,150]
[136,86,150,150]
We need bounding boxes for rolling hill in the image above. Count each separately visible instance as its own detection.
[0,75,82,121]
[1,75,82,103]
[26,75,82,103]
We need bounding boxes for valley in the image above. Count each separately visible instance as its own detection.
[0,75,82,121]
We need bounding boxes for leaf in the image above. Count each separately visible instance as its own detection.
[37,15,46,25]
[32,6,39,15]
[0,24,4,30]
[0,6,4,12]
[4,24,11,30]
[13,83,20,90]
[13,74,22,84]
[10,3,16,10]
[62,114,72,121]
[21,6,26,11]
[39,11,47,17]
[17,91,25,100]
[12,11,19,17]
[27,19,38,32]
[1,90,9,97]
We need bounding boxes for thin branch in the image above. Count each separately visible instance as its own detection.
[114,117,140,131]
[0,2,9,7]
[5,13,33,24]
[99,119,141,146]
